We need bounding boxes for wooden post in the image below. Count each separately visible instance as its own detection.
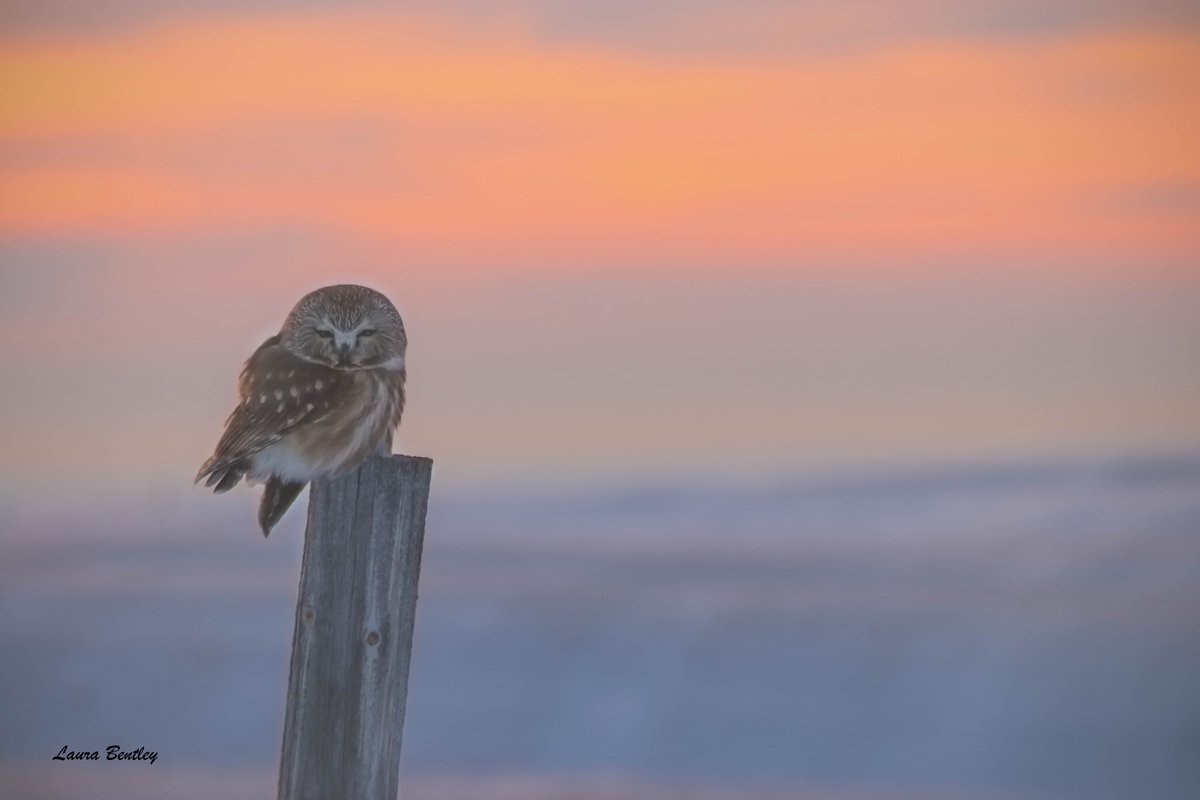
[277,454,433,800]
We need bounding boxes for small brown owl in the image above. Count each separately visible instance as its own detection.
[196,284,407,536]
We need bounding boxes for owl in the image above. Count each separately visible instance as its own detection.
[196,284,407,536]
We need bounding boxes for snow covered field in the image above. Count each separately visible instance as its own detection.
[3,455,1198,799]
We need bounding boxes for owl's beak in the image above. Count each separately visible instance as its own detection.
[337,343,353,367]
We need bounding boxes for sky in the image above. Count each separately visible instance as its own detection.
[1,0,1198,500]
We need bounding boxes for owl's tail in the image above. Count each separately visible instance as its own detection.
[195,456,246,493]
[259,476,307,538]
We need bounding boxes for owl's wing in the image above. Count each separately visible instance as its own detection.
[195,336,350,489]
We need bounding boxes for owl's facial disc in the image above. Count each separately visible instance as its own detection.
[311,317,393,369]
[280,286,405,370]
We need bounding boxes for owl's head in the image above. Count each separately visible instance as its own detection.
[279,284,406,370]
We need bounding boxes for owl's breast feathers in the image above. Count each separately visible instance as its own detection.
[195,335,405,491]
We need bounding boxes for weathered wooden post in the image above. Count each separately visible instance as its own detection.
[277,454,433,800]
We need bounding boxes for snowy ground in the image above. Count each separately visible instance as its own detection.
[2,455,1198,799]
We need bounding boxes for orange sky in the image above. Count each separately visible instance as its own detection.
[2,7,1198,271]
[1,3,1199,499]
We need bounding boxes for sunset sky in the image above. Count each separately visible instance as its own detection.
[1,0,1198,504]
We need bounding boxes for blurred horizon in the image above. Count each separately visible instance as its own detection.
[4,450,1200,799]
